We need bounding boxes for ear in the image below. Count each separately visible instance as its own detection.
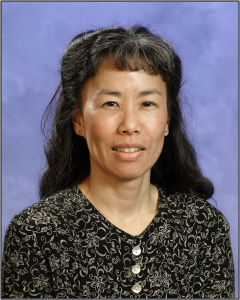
[72,110,85,138]
[165,116,170,136]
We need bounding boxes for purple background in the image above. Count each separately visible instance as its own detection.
[2,2,238,296]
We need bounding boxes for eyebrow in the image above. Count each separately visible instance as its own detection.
[139,89,163,98]
[95,89,122,98]
[95,88,163,98]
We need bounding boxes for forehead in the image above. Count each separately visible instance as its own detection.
[87,56,166,90]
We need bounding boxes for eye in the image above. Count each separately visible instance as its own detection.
[141,102,156,107]
[103,102,118,107]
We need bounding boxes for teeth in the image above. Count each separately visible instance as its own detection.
[114,147,142,152]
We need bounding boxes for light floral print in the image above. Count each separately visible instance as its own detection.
[2,185,235,298]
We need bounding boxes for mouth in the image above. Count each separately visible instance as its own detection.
[112,147,143,153]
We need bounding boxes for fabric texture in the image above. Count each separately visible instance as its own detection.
[2,185,235,298]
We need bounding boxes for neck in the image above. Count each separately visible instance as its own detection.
[78,167,158,221]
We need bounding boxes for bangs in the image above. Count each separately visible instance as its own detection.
[113,42,160,75]
[89,41,165,80]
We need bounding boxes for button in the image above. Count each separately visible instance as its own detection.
[132,283,142,293]
[132,246,141,256]
[131,264,141,274]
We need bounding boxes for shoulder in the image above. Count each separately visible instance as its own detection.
[156,185,230,233]
[10,187,75,223]
[4,186,85,245]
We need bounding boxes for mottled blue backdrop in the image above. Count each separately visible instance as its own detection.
[2,2,238,296]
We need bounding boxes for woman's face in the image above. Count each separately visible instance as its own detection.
[73,57,169,182]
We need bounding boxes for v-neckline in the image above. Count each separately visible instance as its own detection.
[74,185,161,238]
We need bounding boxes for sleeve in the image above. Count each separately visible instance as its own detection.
[194,211,235,298]
[1,216,54,298]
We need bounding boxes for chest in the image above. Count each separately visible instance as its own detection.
[45,217,201,298]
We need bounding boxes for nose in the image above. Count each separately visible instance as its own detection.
[117,106,141,135]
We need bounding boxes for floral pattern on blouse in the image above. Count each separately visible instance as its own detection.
[2,185,235,298]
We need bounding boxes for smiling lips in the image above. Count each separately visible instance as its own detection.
[113,147,142,153]
[111,144,145,161]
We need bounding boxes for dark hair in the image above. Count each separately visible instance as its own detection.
[39,25,214,200]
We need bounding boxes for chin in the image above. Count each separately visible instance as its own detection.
[109,168,151,182]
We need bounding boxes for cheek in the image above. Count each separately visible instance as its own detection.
[84,112,114,147]
[147,113,168,136]
[146,114,168,153]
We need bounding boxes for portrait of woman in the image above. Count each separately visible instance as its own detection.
[2,2,237,299]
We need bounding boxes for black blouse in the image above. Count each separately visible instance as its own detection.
[2,185,235,298]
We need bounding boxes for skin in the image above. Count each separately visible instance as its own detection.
[72,57,169,235]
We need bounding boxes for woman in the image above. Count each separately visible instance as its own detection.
[2,26,235,298]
